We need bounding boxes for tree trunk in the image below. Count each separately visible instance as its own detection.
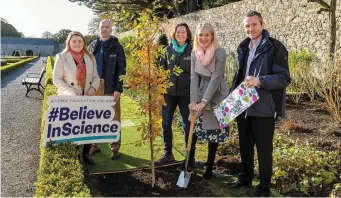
[147,43,156,187]
[330,0,336,58]
[172,0,182,16]
[186,0,197,14]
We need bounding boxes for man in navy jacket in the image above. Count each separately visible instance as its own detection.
[229,11,291,197]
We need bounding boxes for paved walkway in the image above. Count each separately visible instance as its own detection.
[1,58,46,196]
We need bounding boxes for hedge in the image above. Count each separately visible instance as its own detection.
[3,56,29,60]
[35,56,91,197]
[5,59,24,63]
[1,59,7,66]
[1,56,38,77]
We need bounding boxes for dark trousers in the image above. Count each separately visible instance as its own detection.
[236,113,275,195]
[162,94,190,154]
[83,144,91,156]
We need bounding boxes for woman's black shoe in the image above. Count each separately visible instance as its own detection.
[203,168,213,180]
[83,154,96,165]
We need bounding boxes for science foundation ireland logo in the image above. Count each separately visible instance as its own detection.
[43,96,121,147]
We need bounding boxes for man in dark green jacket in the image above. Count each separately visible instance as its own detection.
[89,19,126,160]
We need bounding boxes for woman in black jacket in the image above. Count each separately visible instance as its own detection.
[155,23,194,166]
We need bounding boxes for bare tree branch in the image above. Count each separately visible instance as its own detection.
[307,0,330,9]
[317,7,331,13]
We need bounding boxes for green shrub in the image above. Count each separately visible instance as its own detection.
[331,182,341,197]
[11,50,21,56]
[26,49,34,56]
[1,56,38,77]
[287,50,318,103]
[3,56,27,60]
[221,126,340,196]
[5,59,22,63]
[119,36,136,56]
[157,34,169,48]
[1,59,7,66]
[45,56,54,85]
[35,56,91,197]
[218,121,240,156]
[314,58,341,122]
[271,133,340,196]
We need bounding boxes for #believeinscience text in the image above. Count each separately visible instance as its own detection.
[43,96,121,147]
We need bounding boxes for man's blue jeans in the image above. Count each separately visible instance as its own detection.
[162,94,190,155]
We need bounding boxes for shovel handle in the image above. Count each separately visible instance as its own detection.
[186,110,199,152]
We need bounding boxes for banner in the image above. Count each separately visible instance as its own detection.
[213,82,260,128]
[43,96,120,147]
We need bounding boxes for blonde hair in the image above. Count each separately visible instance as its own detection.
[193,23,219,51]
[62,31,95,63]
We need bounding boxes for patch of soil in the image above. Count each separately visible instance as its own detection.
[215,155,242,175]
[281,101,341,152]
[84,165,215,197]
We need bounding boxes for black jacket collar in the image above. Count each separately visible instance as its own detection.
[237,29,272,57]
[94,36,120,51]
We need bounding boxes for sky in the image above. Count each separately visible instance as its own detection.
[0,0,95,38]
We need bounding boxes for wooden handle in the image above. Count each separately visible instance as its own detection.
[186,111,198,152]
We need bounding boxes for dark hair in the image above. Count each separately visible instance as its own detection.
[246,10,263,24]
[171,23,192,43]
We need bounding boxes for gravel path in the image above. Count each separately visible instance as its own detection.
[1,58,46,197]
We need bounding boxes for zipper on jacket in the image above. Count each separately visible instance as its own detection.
[175,52,182,96]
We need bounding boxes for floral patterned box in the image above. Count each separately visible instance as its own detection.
[213,82,260,129]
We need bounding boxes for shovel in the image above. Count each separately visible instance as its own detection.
[176,110,198,188]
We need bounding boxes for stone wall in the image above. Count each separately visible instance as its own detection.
[118,0,341,58]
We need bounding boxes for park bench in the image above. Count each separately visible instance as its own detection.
[22,67,46,97]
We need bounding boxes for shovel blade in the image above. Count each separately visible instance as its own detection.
[176,171,191,188]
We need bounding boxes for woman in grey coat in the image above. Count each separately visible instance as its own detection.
[189,23,230,179]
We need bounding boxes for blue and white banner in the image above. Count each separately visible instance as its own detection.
[43,96,121,147]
